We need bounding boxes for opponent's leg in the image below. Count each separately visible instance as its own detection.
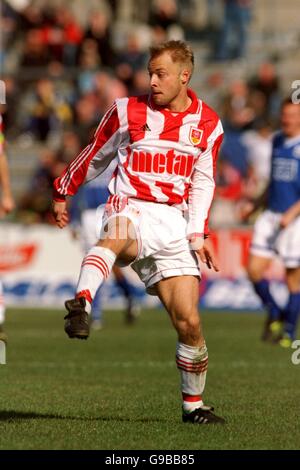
[278,267,300,347]
[113,266,138,324]
[90,286,103,330]
[156,275,225,424]
[247,254,283,340]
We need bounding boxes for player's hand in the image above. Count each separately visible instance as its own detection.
[189,235,219,272]
[0,194,15,217]
[197,241,219,272]
[52,200,69,228]
[280,209,296,228]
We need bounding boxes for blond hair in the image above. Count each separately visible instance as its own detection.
[149,40,194,74]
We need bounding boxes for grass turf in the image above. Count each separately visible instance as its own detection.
[0,307,299,450]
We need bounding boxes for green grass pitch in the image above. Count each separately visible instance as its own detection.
[0,307,299,450]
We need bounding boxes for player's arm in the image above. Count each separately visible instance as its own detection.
[280,199,300,228]
[187,120,223,271]
[52,102,125,228]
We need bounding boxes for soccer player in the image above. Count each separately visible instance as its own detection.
[69,165,139,329]
[242,98,300,347]
[0,113,15,341]
[52,41,225,424]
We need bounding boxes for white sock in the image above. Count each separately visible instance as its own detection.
[176,342,208,413]
[76,247,116,313]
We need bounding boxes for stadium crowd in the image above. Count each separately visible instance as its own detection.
[0,0,289,226]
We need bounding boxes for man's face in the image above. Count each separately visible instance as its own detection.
[281,103,300,137]
[148,52,187,107]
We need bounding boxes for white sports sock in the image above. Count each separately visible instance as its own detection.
[176,342,208,413]
[76,247,116,313]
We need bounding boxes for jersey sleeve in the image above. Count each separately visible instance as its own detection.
[53,101,126,201]
[187,119,223,238]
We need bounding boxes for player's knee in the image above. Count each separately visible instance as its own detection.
[247,263,264,283]
[176,315,201,340]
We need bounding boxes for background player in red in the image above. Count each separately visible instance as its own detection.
[52,40,224,425]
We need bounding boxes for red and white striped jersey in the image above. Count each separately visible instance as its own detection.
[54,89,223,236]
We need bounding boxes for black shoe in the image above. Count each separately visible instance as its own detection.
[64,297,89,339]
[182,406,225,425]
[261,319,282,342]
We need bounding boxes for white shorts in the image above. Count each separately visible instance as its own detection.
[80,208,103,253]
[101,196,200,295]
[250,210,300,268]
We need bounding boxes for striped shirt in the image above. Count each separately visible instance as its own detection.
[54,89,223,236]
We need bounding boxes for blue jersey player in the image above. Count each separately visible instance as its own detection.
[243,98,300,347]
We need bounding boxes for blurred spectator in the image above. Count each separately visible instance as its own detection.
[74,94,99,146]
[82,10,115,68]
[249,63,281,121]
[115,32,148,90]
[20,78,73,141]
[222,80,255,131]
[77,40,101,95]
[149,0,184,43]
[56,131,81,165]
[0,77,20,138]
[242,119,273,198]
[1,0,20,68]
[18,130,80,223]
[55,6,83,66]
[93,71,128,116]
[131,69,150,96]
[18,148,59,223]
[20,29,51,67]
[19,3,44,32]
[150,0,179,31]
[215,0,253,61]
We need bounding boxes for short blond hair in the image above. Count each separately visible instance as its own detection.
[149,40,194,74]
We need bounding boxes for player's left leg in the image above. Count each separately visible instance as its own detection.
[278,267,300,347]
[64,215,138,339]
[156,275,225,424]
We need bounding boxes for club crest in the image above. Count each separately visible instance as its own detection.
[189,127,203,146]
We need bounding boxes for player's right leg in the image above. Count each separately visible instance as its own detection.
[64,215,138,339]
